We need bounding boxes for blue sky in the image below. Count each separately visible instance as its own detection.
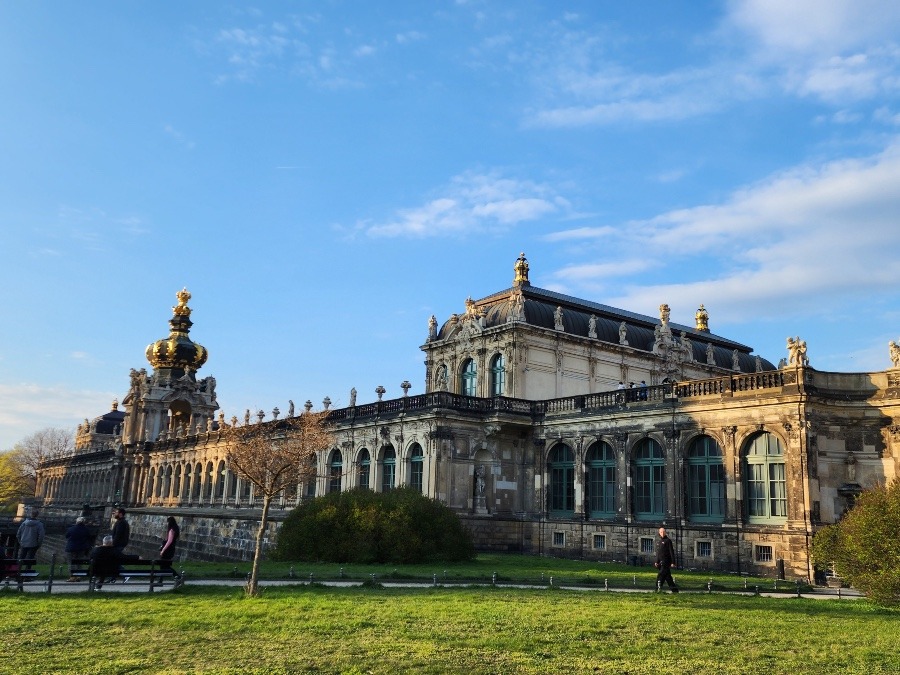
[3,1,900,450]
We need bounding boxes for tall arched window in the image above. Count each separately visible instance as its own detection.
[162,466,172,498]
[215,460,226,500]
[586,441,616,518]
[633,438,665,520]
[193,464,203,500]
[490,353,505,396]
[409,444,424,493]
[173,466,182,498]
[358,448,371,490]
[688,435,725,522]
[328,449,343,494]
[183,463,192,501]
[204,462,214,500]
[381,446,396,492]
[147,468,156,502]
[548,444,575,515]
[744,432,787,522]
[461,358,477,396]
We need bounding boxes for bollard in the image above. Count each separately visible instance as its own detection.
[796,580,801,598]
[47,553,57,594]
[633,575,637,587]
[444,570,448,580]
[232,566,238,578]
[433,573,437,587]
[492,572,497,586]
[743,578,747,590]
[657,580,661,592]
[340,567,344,579]
[541,572,545,582]
[707,581,712,594]
[773,578,778,591]
[309,573,314,583]
[755,585,760,596]
[604,578,608,591]
[549,576,554,587]
[370,573,376,583]
[289,566,295,579]
[838,586,842,599]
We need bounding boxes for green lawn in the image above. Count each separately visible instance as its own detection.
[2,584,896,674]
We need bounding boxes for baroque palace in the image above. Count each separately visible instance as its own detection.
[34,254,900,578]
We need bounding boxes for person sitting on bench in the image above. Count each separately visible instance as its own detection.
[89,535,140,587]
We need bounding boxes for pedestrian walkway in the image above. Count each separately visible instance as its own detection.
[5,575,864,600]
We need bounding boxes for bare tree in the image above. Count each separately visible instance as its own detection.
[16,427,74,481]
[220,410,333,596]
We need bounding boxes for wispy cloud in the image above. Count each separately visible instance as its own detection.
[364,171,569,238]
[548,139,900,323]
[0,383,116,451]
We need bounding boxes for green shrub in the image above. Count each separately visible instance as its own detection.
[274,488,475,564]
[811,479,900,606]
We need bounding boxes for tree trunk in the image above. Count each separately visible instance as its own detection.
[247,493,271,596]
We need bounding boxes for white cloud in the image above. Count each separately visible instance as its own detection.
[365,172,567,237]
[0,383,117,451]
[549,140,900,322]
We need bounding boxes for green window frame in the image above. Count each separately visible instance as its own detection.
[548,444,575,516]
[744,432,787,522]
[409,445,424,493]
[633,438,665,520]
[687,435,726,522]
[328,449,342,494]
[358,448,370,490]
[586,441,616,518]
[490,353,505,396]
[381,447,396,492]
[461,358,477,396]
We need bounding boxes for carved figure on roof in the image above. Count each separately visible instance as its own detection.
[706,342,715,365]
[787,336,809,366]
[732,349,740,371]
[288,400,295,417]
[465,297,477,316]
[695,304,709,332]
[436,365,448,391]
[587,315,597,339]
[554,306,564,331]
[618,321,627,345]
[755,355,763,372]
[889,340,900,368]
[202,376,216,400]
[659,304,670,327]
[507,289,525,323]
[428,315,437,340]
[244,409,251,426]
[349,388,357,406]
[680,331,693,362]
[129,368,145,392]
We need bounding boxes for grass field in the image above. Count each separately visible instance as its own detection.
[3,582,897,675]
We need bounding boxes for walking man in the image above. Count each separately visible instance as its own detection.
[655,526,679,593]
[16,509,45,568]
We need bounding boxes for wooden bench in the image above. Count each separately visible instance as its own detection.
[1,558,39,591]
[70,558,183,592]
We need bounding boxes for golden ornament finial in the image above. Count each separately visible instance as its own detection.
[173,288,192,317]
[695,304,709,332]
[513,252,530,287]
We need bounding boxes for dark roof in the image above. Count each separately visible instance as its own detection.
[437,285,775,372]
[92,409,126,435]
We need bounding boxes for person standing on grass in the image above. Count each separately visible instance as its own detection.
[65,516,94,581]
[159,516,181,577]
[111,507,130,554]
[16,509,45,568]
[655,527,679,593]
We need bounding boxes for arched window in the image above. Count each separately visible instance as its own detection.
[303,455,316,499]
[193,464,203,500]
[688,436,725,522]
[461,358,477,397]
[381,446,396,492]
[215,460,226,500]
[409,444,424,493]
[358,448,371,490]
[204,462,214,500]
[548,444,575,515]
[173,465,182,498]
[586,441,616,518]
[744,432,787,522]
[490,353,505,396]
[633,438,665,520]
[183,463,192,501]
[147,468,156,501]
[163,466,173,499]
[328,449,343,494]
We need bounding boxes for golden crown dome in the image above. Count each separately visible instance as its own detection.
[145,288,208,375]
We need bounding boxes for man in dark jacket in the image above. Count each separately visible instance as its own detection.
[655,527,679,593]
[65,516,95,581]
[111,507,130,554]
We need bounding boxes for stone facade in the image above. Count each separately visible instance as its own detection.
[33,255,900,580]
